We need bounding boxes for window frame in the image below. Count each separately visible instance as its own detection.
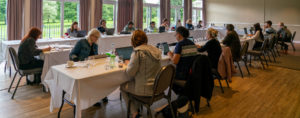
[192,0,203,25]
[143,2,160,29]
[103,0,118,29]
[170,0,184,27]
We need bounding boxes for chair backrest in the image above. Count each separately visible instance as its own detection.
[8,47,20,71]
[240,42,249,57]
[261,39,269,51]
[291,31,296,42]
[152,65,176,97]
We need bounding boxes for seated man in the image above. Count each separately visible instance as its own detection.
[168,26,198,94]
[122,21,136,33]
[97,19,107,34]
[264,20,276,35]
[147,21,158,33]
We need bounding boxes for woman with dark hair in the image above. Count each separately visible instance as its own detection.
[160,18,170,31]
[67,22,80,37]
[222,24,241,60]
[196,20,203,28]
[97,19,106,33]
[250,23,264,50]
[120,30,161,118]
[18,27,51,70]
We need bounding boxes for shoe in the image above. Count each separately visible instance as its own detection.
[93,102,101,107]
[102,97,108,103]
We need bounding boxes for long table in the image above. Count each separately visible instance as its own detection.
[44,55,171,118]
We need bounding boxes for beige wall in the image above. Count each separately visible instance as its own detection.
[206,0,300,41]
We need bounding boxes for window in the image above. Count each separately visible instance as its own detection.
[171,0,184,27]
[0,0,7,41]
[103,0,118,28]
[192,0,203,25]
[43,0,79,38]
[143,0,160,29]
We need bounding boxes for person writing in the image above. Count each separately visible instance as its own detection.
[18,27,51,83]
[69,29,100,61]
[121,30,161,118]
[66,22,80,37]
[160,18,170,32]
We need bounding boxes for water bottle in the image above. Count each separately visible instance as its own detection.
[111,43,115,55]
[159,43,164,55]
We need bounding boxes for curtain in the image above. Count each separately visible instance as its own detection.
[93,0,103,28]
[184,0,192,25]
[160,0,170,26]
[80,0,91,31]
[134,0,143,30]
[7,0,24,40]
[202,0,206,27]
[30,0,43,30]
[117,0,134,32]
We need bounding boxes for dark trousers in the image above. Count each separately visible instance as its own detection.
[19,59,44,84]
[253,42,263,50]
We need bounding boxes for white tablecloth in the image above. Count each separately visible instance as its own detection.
[1,38,82,70]
[40,49,72,82]
[44,56,171,118]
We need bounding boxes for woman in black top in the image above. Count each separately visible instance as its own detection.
[18,27,51,70]
[197,28,222,69]
[97,19,106,33]
[222,24,241,60]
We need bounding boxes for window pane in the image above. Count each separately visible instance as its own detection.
[43,0,61,38]
[171,0,182,6]
[192,0,202,8]
[170,8,183,27]
[64,2,79,33]
[0,0,7,41]
[192,9,202,25]
[143,7,150,28]
[144,0,159,4]
[103,4,115,28]
[151,7,159,25]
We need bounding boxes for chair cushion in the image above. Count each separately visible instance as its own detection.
[19,68,42,75]
[173,80,186,87]
[131,93,165,105]
[247,50,262,55]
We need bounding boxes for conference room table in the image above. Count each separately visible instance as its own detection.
[44,55,172,118]
[1,38,82,74]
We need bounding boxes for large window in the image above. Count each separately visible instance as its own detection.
[103,0,117,28]
[0,0,7,41]
[143,0,160,29]
[43,0,79,38]
[171,0,184,27]
[192,0,203,25]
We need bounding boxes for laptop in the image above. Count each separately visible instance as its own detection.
[106,28,115,35]
[244,28,248,35]
[115,46,134,60]
[77,30,87,37]
[156,42,170,55]
[159,26,166,33]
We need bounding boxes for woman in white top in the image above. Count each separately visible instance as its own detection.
[250,23,264,50]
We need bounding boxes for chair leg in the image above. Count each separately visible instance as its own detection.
[243,59,251,75]
[218,78,224,93]
[9,67,11,77]
[291,42,296,51]
[271,50,276,62]
[58,91,66,118]
[146,105,152,118]
[4,61,7,73]
[167,98,175,118]
[120,92,122,101]
[275,46,281,56]
[236,62,243,78]
[11,76,23,99]
[206,99,210,107]
[127,100,131,118]
[8,72,18,92]
[225,79,230,87]
[249,55,252,66]
[262,54,269,67]
[258,56,265,69]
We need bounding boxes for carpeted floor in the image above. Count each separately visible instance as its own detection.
[270,55,300,70]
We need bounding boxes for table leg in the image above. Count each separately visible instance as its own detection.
[75,81,81,118]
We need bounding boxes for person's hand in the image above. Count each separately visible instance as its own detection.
[43,46,51,52]
[167,51,173,58]
[196,44,201,48]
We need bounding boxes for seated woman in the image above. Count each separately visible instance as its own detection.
[197,28,222,70]
[196,20,203,28]
[97,19,106,34]
[222,24,241,60]
[250,23,264,50]
[67,22,80,37]
[18,27,51,83]
[123,21,136,32]
[185,19,194,30]
[69,29,100,61]
[121,30,161,118]
[175,19,182,29]
[160,18,170,32]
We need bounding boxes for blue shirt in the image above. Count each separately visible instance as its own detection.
[174,39,197,80]
[69,39,98,61]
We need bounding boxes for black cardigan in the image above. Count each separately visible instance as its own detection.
[18,38,42,65]
[197,39,222,69]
